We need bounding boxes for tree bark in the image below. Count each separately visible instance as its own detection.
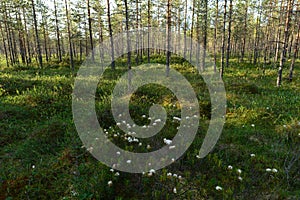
[202,0,208,71]
[0,22,9,67]
[64,0,74,71]
[53,0,62,62]
[183,0,188,59]
[42,17,49,63]
[288,10,300,81]
[225,0,233,68]
[87,0,94,61]
[274,0,285,63]
[31,0,43,68]
[166,0,172,77]
[22,7,31,64]
[147,0,151,63]
[107,0,115,70]
[135,0,140,65]
[189,0,195,62]
[213,0,219,73]
[277,0,294,86]
[220,0,227,78]
[241,0,248,62]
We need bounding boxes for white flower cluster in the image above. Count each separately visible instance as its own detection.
[166,172,182,180]
[266,168,278,173]
[215,186,222,191]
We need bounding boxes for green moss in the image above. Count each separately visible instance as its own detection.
[0,57,299,199]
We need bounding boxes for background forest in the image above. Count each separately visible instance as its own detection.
[0,0,300,199]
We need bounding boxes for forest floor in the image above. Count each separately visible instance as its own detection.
[0,56,299,199]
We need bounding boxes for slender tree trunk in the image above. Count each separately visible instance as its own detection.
[87,0,94,61]
[288,8,299,81]
[0,22,9,67]
[3,5,14,65]
[64,0,74,71]
[84,13,88,57]
[42,18,49,63]
[275,0,285,63]
[166,0,171,76]
[288,33,294,59]
[157,6,161,55]
[17,12,26,64]
[31,0,43,68]
[147,0,151,63]
[253,7,262,65]
[54,0,62,62]
[241,0,248,62]
[124,0,131,69]
[202,0,208,71]
[189,0,195,62]
[80,40,83,62]
[225,0,233,68]
[176,4,181,55]
[183,0,187,59]
[196,2,200,69]
[220,0,227,78]
[124,0,132,90]
[11,21,19,64]
[22,7,31,64]
[135,0,139,65]
[139,4,143,62]
[263,24,270,72]
[213,0,219,73]
[98,12,104,68]
[277,0,294,86]
[107,0,115,69]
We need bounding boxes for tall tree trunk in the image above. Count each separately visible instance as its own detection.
[253,7,262,65]
[11,20,19,64]
[80,40,83,62]
[196,2,200,68]
[54,0,62,62]
[183,0,188,59]
[107,0,115,70]
[139,3,143,63]
[3,5,14,65]
[124,0,132,90]
[124,0,131,70]
[189,0,195,62]
[98,11,104,68]
[220,0,227,78]
[202,0,208,71]
[22,7,31,64]
[135,0,140,65]
[64,0,74,71]
[288,33,294,59]
[176,4,181,55]
[42,18,49,63]
[277,0,294,86]
[157,6,161,55]
[225,0,233,68]
[84,13,88,58]
[0,22,9,67]
[147,0,151,63]
[31,0,43,68]
[17,12,26,64]
[274,0,285,63]
[213,0,219,73]
[87,0,94,61]
[241,0,248,62]
[166,0,171,77]
[288,8,299,81]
